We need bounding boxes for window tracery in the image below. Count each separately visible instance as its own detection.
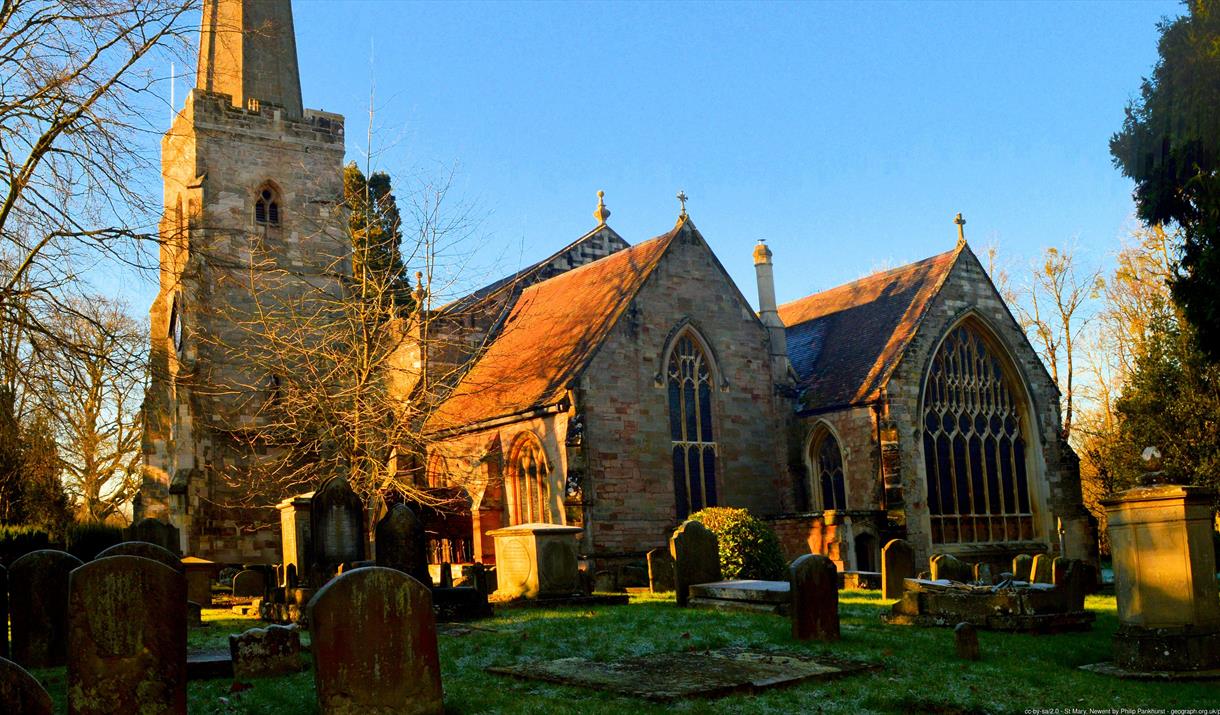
[922,321,1034,544]
[667,332,717,520]
[254,185,281,227]
[809,428,847,511]
[508,433,550,525]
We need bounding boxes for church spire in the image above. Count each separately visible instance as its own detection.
[197,0,304,118]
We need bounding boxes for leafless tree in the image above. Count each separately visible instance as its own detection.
[31,297,145,523]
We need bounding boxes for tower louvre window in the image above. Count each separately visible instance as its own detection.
[254,186,281,227]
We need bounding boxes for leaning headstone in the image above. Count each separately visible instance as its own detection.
[973,562,994,585]
[954,622,980,661]
[229,624,303,680]
[670,521,721,608]
[375,504,431,587]
[9,549,82,668]
[1030,554,1054,584]
[67,555,187,714]
[790,554,839,642]
[881,539,915,599]
[122,517,181,555]
[309,566,442,714]
[0,655,53,715]
[309,476,365,587]
[647,547,676,594]
[97,540,183,572]
[232,569,268,599]
[1011,554,1033,582]
[929,553,973,583]
[0,564,7,659]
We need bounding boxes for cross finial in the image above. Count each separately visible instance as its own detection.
[954,212,967,246]
[593,190,611,226]
[676,190,688,218]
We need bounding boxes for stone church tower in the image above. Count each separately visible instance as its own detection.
[139,0,347,562]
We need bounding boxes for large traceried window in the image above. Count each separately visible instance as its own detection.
[923,321,1034,544]
[507,433,550,525]
[667,333,717,520]
[809,427,847,511]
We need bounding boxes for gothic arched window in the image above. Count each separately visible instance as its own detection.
[507,433,550,525]
[922,320,1034,544]
[809,427,847,511]
[426,453,448,489]
[254,185,281,227]
[667,332,717,520]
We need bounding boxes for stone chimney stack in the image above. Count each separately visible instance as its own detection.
[753,240,790,376]
[197,0,304,118]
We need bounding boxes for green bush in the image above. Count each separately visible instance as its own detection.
[66,523,123,562]
[0,524,51,565]
[688,506,786,581]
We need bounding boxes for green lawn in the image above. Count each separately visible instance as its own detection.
[31,592,1219,714]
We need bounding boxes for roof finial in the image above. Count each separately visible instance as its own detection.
[593,190,611,226]
[676,190,688,219]
[413,270,425,306]
[954,212,967,247]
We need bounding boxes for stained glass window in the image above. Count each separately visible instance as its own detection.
[508,434,550,525]
[922,322,1034,544]
[667,334,717,520]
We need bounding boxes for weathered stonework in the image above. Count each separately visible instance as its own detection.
[140,0,347,563]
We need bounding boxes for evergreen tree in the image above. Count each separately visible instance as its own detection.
[1111,0,1220,360]
[19,413,69,537]
[0,387,23,523]
[1115,314,1220,505]
[343,163,414,313]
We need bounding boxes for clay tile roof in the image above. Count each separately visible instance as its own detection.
[425,222,683,434]
[778,247,961,410]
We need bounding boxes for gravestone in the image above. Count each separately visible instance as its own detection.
[1053,558,1092,611]
[278,492,313,587]
[9,549,82,668]
[67,555,187,714]
[0,564,7,659]
[881,539,915,599]
[309,477,365,587]
[929,553,973,583]
[973,562,994,585]
[647,547,675,594]
[954,622,980,661]
[232,569,268,599]
[487,524,582,599]
[229,624,303,679]
[182,556,217,606]
[122,517,181,555]
[0,655,53,715]
[439,562,454,589]
[789,554,839,642]
[375,504,431,586]
[309,566,443,714]
[670,521,721,608]
[97,540,183,572]
[186,600,202,628]
[1030,554,1054,584]
[1012,554,1033,582]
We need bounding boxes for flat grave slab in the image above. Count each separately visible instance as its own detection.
[688,580,790,615]
[1079,662,1220,681]
[487,647,875,701]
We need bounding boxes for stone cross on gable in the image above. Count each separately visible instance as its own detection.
[677,190,688,218]
[955,212,967,246]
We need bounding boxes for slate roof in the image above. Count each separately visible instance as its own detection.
[778,246,962,410]
[425,221,683,434]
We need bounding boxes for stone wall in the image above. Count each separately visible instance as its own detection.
[576,224,790,560]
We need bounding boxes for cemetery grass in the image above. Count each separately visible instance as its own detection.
[31,592,1220,714]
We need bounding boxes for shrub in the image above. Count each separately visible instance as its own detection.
[0,524,51,565]
[688,506,786,580]
[66,522,124,561]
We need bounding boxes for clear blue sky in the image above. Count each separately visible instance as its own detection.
[141,0,1182,309]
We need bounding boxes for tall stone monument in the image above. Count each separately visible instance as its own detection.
[1102,483,1220,672]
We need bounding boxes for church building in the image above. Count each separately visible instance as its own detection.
[139,0,1095,575]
